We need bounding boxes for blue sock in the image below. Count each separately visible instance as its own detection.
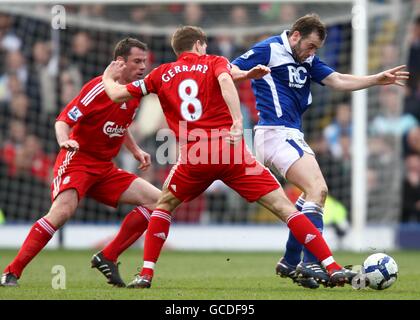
[283,196,305,267]
[302,202,324,263]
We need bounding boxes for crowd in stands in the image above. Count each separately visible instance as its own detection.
[0,3,418,224]
[401,15,420,222]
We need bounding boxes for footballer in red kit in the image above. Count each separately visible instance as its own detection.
[125,51,279,202]
[1,38,161,288]
[103,26,356,289]
[53,75,142,205]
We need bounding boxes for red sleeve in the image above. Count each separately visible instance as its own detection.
[126,67,160,97]
[126,79,147,98]
[56,77,104,127]
[213,56,232,78]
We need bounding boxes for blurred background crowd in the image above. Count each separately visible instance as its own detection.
[0,2,418,233]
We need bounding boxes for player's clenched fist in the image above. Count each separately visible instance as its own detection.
[59,139,79,151]
[104,60,126,80]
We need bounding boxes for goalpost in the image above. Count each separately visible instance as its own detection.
[351,0,368,250]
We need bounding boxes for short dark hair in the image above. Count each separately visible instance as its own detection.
[113,37,147,60]
[171,26,207,56]
[290,13,327,41]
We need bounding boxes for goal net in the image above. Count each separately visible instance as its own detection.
[0,1,416,229]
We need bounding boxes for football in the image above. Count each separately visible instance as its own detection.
[362,253,398,290]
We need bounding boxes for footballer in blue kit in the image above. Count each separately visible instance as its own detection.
[232,31,334,130]
[231,13,409,288]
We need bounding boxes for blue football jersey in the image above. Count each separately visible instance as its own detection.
[232,31,335,130]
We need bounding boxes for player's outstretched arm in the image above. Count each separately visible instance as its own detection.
[231,64,271,82]
[55,120,79,151]
[218,72,243,144]
[322,65,409,91]
[103,61,133,103]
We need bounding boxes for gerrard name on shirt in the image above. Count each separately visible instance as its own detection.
[162,64,209,82]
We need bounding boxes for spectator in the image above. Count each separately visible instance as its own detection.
[381,44,399,69]
[407,15,420,95]
[6,51,27,85]
[27,41,57,114]
[0,129,52,221]
[323,103,352,159]
[404,16,420,122]
[277,4,299,24]
[401,154,420,222]
[339,133,352,165]
[0,80,25,136]
[404,79,420,121]
[127,4,173,25]
[0,51,27,102]
[371,86,418,137]
[68,31,102,83]
[0,120,27,177]
[0,13,21,52]
[208,35,243,61]
[404,126,420,156]
[258,3,299,24]
[13,134,53,184]
[6,92,54,146]
[9,92,29,122]
[230,5,249,27]
[78,4,106,18]
[59,69,82,106]
[182,3,209,26]
[9,70,24,93]
[130,6,150,25]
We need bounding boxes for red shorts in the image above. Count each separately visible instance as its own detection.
[51,149,137,207]
[165,139,280,202]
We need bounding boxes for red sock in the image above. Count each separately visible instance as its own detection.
[287,212,342,272]
[4,218,56,278]
[101,206,151,262]
[141,208,172,277]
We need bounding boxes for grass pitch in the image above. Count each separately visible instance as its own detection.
[0,249,419,300]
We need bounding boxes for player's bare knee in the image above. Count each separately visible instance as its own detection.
[156,189,180,212]
[143,192,161,210]
[44,207,73,229]
[305,183,328,205]
[319,185,328,203]
[45,192,78,227]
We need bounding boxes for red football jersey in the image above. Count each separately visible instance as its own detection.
[126,53,233,139]
[57,76,141,161]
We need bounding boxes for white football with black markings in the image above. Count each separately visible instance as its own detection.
[362,253,398,290]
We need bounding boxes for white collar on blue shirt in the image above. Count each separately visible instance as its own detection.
[280,30,315,64]
[280,30,293,55]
